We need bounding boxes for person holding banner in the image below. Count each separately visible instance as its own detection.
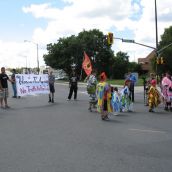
[48,71,55,103]
[0,67,13,108]
[11,69,18,98]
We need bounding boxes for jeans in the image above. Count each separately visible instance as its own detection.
[12,83,17,97]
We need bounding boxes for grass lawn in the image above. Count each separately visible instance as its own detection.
[107,78,144,86]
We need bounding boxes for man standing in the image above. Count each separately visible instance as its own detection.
[0,67,13,108]
[126,72,136,102]
[67,70,78,100]
[48,71,55,103]
[11,69,17,98]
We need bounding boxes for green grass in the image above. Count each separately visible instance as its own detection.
[107,78,144,86]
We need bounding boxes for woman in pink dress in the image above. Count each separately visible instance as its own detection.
[161,72,172,111]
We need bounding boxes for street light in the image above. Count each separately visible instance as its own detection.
[24,40,39,74]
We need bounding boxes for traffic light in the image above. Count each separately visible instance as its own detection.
[156,57,165,64]
[107,32,113,45]
[156,57,161,64]
[160,57,165,64]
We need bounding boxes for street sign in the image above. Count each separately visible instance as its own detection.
[122,39,135,43]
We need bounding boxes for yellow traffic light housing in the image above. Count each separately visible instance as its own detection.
[156,58,160,64]
[160,57,165,64]
[107,32,113,45]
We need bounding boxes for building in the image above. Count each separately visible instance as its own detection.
[138,50,156,74]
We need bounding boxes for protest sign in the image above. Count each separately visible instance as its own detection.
[15,74,50,96]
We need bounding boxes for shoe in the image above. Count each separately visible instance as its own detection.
[164,107,168,111]
[170,107,172,112]
[48,99,51,103]
[5,105,10,109]
[74,98,77,101]
[12,96,17,98]
[52,99,54,103]
[67,98,70,101]
[149,109,154,112]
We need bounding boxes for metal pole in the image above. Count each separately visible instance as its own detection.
[155,0,159,81]
[37,43,39,74]
[155,0,158,49]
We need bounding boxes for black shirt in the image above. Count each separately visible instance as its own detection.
[69,75,78,87]
[0,73,9,88]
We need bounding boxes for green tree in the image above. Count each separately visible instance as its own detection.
[111,51,129,79]
[43,29,114,78]
[158,26,172,74]
[128,62,142,74]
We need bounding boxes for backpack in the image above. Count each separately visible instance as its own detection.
[87,85,96,94]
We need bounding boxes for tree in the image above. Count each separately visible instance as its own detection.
[128,62,142,74]
[111,51,129,79]
[158,26,172,74]
[43,29,114,78]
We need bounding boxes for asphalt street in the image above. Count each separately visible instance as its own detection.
[0,82,172,172]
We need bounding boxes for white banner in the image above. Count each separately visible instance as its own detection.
[15,74,50,96]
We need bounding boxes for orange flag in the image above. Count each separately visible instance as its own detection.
[82,52,92,76]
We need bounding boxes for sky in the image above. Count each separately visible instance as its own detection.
[0,0,172,69]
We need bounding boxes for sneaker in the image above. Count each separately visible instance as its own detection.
[5,105,10,109]
[149,109,154,112]
[164,107,168,111]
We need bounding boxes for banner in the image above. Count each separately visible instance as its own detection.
[82,52,92,76]
[15,74,50,96]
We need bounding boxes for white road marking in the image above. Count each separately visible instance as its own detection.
[128,128,166,134]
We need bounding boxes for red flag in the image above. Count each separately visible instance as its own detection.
[82,52,92,76]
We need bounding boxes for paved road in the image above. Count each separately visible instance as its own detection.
[0,83,172,172]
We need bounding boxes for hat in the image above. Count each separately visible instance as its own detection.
[151,79,156,86]
[100,72,107,81]
[125,79,130,85]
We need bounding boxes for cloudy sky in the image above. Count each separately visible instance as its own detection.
[0,0,172,68]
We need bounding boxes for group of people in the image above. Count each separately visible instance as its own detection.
[1,66,172,117]
[85,71,136,120]
[145,72,172,112]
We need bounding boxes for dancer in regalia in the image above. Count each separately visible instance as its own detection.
[148,79,161,112]
[96,72,112,120]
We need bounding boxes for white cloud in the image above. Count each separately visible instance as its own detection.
[1,0,172,68]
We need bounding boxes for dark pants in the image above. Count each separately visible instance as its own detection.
[68,85,77,100]
[129,88,135,102]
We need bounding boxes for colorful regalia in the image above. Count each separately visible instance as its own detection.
[148,80,161,112]
[161,75,172,111]
[120,85,132,112]
[96,81,112,113]
[111,90,122,113]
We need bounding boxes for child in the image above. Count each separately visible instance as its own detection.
[111,87,122,115]
[120,80,133,112]
[148,79,161,112]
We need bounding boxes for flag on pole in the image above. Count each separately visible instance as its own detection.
[82,52,92,76]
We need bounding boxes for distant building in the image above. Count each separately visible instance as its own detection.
[138,50,156,74]
[40,66,68,80]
